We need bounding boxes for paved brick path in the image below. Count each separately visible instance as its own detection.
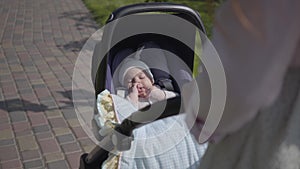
[0,0,99,168]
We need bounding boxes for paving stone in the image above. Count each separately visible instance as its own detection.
[32,124,50,133]
[53,128,72,136]
[23,159,44,169]
[12,121,31,133]
[15,130,33,137]
[61,108,77,119]
[44,152,64,162]
[0,123,11,130]
[66,152,82,169]
[0,145,19,161]
[21,150,41,161]
[35,89,51,99]
[15,79,28,90]
[2,84,17,95]
[78,138,95,148]
[45,109,62,118]
[61,142,81,154]
[1,159,22,168]
[0,129,14,140]
[14,81,31,90]
[4,94,19,101]
[72,126,88,139]
[9,64,23,72]
[0,109,8,118]
[28,113,48,126]
[9,111,27,123]
[0,138,15,147]
[56,101,71,108]
[39,138,60,154]
[20,93,36,101]
[47,160,69,169]
[39,100,57,109]
[18,88,34,94]
[17,135,38,151]
[49,117,68,128]
[78,138,96,153]
[23,66,36,72]
[60,81,72,88]
[82,144,95,153]
[67,119,81,127]
[36,132,54,141]
[32,84,46,89]
[30,79,44,85]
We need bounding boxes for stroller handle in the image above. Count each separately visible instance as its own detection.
[107,2,206,33]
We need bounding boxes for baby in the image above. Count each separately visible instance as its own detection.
[118,58,177,109]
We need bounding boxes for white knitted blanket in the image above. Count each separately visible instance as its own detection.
[111,94,208,169]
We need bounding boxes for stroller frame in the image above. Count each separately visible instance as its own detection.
[80,2,206,169]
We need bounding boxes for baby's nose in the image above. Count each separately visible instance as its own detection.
[136,83,143,88]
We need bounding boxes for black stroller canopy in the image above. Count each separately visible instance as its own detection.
[93,2,206,96]
[107,2,206,33]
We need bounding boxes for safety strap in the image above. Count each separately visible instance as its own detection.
[157,79,174,91]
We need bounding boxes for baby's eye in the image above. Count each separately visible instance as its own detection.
[139,74,145,79]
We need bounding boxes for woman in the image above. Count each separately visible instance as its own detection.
[185,0,300,168]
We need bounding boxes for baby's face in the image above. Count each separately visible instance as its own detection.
[124,68,154,98]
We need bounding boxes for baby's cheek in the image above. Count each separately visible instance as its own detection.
[138,90,148,98]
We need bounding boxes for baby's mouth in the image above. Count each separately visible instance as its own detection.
[137,84,144,92]
[137,86,150,98]
[138,87,146,94]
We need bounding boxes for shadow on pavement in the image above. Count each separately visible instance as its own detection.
[58,89,95,108]
[0,99,49,112]
[61,37,89,52]
[0,89,94,113]
[59,11,99,31]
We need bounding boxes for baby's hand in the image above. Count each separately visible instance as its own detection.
[127,83,139,105]
[149,89,166,102]
[129,83,139,96]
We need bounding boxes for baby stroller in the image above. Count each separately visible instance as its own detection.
[80,2,207,169]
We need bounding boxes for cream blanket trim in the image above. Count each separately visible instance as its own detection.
[96,90,121,169]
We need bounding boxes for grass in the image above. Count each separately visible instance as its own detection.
[83,0,144,26]
[83,0,220,37]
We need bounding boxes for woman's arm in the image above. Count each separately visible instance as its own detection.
[187,0,300,142]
